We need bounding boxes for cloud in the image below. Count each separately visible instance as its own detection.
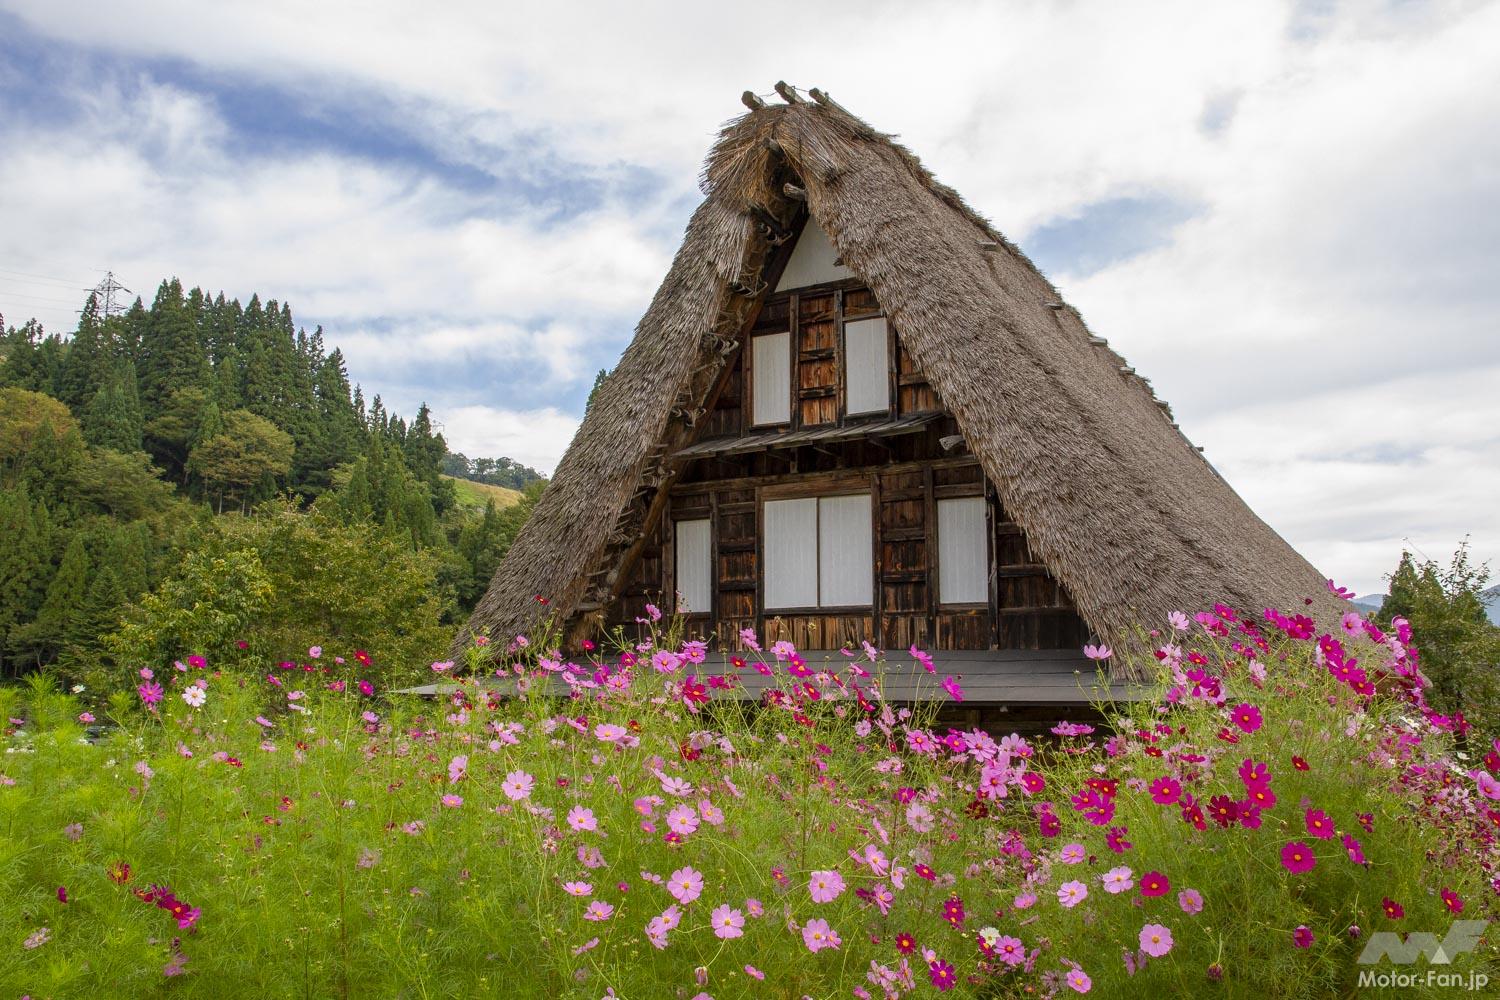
[1,0,1496,595]
[436,405,580,476]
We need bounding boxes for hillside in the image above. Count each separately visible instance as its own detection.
[444,474,523,510]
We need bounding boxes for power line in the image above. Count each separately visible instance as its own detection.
[91,271,131,318]
[0,267,89,289]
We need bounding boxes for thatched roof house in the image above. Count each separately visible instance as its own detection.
[462,84,1340,695]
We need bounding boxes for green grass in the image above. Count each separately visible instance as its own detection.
[443,474,523,510]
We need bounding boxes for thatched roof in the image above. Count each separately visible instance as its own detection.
[462,86,1343,668]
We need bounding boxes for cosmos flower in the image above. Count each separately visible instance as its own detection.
[1139,871,1170,897]
[1149,777,1181,805]
[1058,881,1088,908]
[584,901,614,921]
[182,686,206,708]
[1381,897,1404,920]
[1066,968,1092,993]
[1292,925,1314,948]
[1178,888,1204,914]
[802,917,841,953]
[710,904,744,939]
[562,881,592,897]
[1101,867,1134,894]
[668,867,704,904]
[1231,703,1263,734]
[1281,842,1316,874]
[1139,924,1173,958]
[501,770,535,801]
[809,870,845,903]
[567,807,598,832]
[1304,808,1335,840]
[928,958,957,991]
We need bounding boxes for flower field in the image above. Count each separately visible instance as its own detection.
[1,599,1497,997]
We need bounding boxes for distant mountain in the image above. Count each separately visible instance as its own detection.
[1350,594,1385,614]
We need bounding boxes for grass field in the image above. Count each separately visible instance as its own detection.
[443,474,524,509]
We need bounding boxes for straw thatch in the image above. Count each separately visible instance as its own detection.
[462,88,1343,672]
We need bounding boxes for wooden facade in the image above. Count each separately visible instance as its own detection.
[597,230,1091,655]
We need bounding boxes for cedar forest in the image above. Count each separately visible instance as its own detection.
[0,279,546,692]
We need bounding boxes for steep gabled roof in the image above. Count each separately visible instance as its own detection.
[463,87,1343,670]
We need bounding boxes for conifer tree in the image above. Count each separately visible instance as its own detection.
[83,359,145,452]
[10,532,90,666]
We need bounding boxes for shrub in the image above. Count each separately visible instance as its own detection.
[0,600,1495,998]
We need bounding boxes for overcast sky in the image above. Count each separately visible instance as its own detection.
[1,0,1496,597]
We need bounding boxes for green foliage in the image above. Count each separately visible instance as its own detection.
[81,358,144,452]
[1381,541,1500,740]
[0,387,84,490]
[188,410,295,513]
[100,502,450,694]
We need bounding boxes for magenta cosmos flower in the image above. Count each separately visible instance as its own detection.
[928,958,957,991]
[1149,777,1181,805]
[1304,808,1335,840]
[1281,841,1317,874]
[1139,871,1170,897]
[808,869,845,903]
[1231,703,1263,734]
[1293,925,1314,948]
[1139,924,1173,957]
[802,917,841,953]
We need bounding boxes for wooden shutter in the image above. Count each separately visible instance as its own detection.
[751,332,791,426]
[674,519,711,614]
[763,498,817,608]
[818,494,873,606]
[937,497,987,604]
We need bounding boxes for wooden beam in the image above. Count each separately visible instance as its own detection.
[783,183,807,201]
[741,90,765,111]
[774,81,804,104]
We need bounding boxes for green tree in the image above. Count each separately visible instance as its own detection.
[1380,541,1500,741]
[9,532,90,668]
[188,409,294,513]
[82,358,145,452]
[0,388,85,494]
[144,386,209,483]
[136,279,211,412]
[0,486,56,675]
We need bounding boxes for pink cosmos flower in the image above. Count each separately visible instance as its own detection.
[1231,703,1263,734]
[668,866,704,903]
[562,881,592,897]
[802,917,841,953]
[941,675,964,701]
[1101,866,1134,894]
[1140,924,1173,958]
[710,904,745,939]
[1066,969,1092,993]
[651,650,681,673]
[448,755,467,784]
[1342,833,1366,864]
[666,804,700,836]
[697,800,725,825]
[1281,841,1316,874]
[1083,644,1112,661]
[584,900,614,921]
[745,898,764,917]
[594,723,627,743]
[995,935,1025,966]
[744,964,765,980]
[809,869,846,903]
[1178,888,1204,914]
[1060,843,1086,864]
[501,770,535,801]
[440,793,463,808]
[137,682,163,705]
[1058,880,1088,908]
[567,806,598,832]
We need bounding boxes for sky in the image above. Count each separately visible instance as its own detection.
[0,0,1496,597]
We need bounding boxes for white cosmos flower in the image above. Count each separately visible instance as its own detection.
[182,686,207,708]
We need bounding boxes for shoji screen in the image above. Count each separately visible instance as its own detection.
[818,494,873,606]
[937,497,987,604]
[843,317,889,415]
[763,498,818,608]
[674,519,712,613]
[751,332,791,425]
